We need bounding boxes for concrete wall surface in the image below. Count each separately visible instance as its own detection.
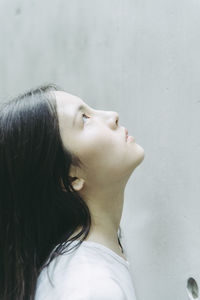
[0,1,200,299]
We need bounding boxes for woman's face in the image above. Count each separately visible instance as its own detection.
[55,91,144,189]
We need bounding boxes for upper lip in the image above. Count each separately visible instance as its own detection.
[124,127,128,141]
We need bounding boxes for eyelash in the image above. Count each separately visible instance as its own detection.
[82,113,90,124]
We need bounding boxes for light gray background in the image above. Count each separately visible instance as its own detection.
[1,1,200,299]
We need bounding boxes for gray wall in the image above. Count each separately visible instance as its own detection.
[1,0,200,299]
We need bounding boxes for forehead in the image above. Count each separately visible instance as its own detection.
[54,91,85,129]
[54,91,83,108]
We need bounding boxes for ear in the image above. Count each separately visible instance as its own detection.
[71,178,84,191]
[68,165,85,191]
[60,177,84,192]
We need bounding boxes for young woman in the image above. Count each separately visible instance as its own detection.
[0,84,145,300]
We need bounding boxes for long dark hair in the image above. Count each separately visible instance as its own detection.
[0,83,124,300]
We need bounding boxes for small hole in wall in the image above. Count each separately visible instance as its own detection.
[187,277,199,299]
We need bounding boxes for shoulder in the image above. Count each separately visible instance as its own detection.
[51,243,114,279]
[71,276,127,300]
[39,243,128,299]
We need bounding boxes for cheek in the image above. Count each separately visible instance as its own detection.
[80,132,123,169]
[83,130,114,153]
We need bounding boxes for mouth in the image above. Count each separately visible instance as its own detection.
[124,127,135,142]
[124,127,129,141]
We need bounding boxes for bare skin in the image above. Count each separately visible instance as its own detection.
[55,91,145,261]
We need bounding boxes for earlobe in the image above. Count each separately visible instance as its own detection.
[72,178,84,191]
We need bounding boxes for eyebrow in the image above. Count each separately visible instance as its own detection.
[72,104,84,127]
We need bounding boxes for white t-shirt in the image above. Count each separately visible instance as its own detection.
[35,240,137,300]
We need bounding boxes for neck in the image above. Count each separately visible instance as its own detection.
[70,184,127,260]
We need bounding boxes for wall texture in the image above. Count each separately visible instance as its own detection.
[0,0,200,299]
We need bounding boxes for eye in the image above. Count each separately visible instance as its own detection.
[82,113,90,124]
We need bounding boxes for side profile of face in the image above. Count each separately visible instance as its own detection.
[54,91,145,195]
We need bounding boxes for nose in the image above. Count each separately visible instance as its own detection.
[96,109,119,128]
[110,111,119,128]
[116,112,119,124]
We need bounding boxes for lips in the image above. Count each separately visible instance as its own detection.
[125,128,128,141]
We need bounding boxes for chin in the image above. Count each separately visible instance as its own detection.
[131,145,145,169]
[139,146,145,161]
